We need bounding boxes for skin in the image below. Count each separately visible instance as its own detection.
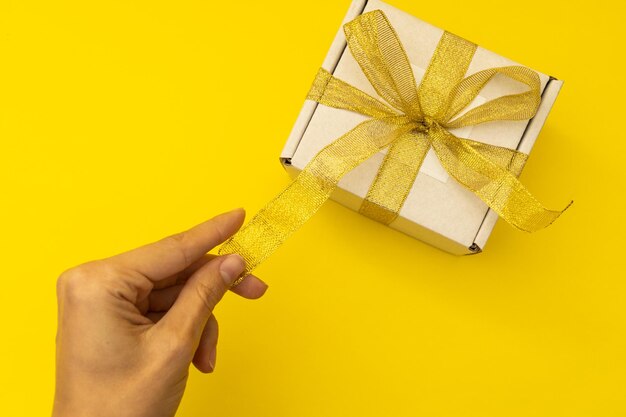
[52,208,267,417]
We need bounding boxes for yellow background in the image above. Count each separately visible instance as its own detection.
[1,0,624,415]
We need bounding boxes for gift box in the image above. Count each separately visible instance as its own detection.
[279,0,563,255]
[219,0,570,277]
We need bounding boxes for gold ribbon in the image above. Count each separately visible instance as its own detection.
[219,10,571,276]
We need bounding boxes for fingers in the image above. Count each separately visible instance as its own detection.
[146,311,166,323]
[109,208,246,282]
[157,254,245,341]
[229,275,269,299]
[148,273,268,310]
[150,311,220,372]
[148,284,184,312]
[172,254,217,286]
[193,314,219,373]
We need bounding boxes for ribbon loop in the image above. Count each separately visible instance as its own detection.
[444,66,541,128]
[417,31,477,120]
[344,9,421,119]
[307,68,399,120]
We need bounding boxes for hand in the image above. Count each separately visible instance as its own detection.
[52,208,267,417]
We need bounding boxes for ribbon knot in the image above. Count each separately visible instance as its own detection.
[413,116,435,134]
[219,10,571,277]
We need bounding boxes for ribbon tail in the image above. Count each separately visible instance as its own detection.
[460,137,529,176]
[428,125,571,232]
[359,131,430,224]
[219,118,414,275]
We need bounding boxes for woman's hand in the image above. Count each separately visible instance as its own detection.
[52,208,267,417]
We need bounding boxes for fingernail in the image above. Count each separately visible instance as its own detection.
[224,207,245,216]
[208,347,217,372]
[219,254,245,286]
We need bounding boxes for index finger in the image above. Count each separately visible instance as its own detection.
[108,208,245,281]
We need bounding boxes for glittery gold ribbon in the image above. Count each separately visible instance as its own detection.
[219,10,571,276]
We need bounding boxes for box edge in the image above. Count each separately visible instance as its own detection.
[280,0,369,167]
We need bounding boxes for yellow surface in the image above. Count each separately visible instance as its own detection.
[0,0,624,415]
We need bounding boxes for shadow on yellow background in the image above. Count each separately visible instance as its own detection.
[1,0,624,416]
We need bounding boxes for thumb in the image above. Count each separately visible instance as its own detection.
[158,254,245,341]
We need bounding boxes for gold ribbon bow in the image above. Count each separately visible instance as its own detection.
[219,10,570,277]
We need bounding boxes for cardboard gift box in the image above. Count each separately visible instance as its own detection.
[279,0,563,255]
